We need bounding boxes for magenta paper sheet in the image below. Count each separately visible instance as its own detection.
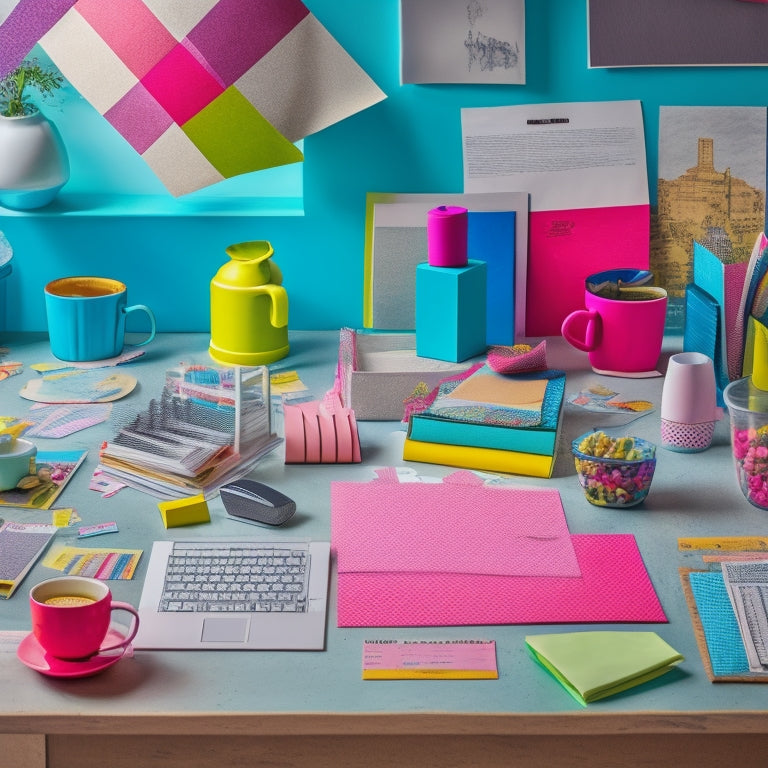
[0,0,77,77]
[525,204,650,336]
[331,477,580,578]
[12,0,386,196]
[336,533,667,628]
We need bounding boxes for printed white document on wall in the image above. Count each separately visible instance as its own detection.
[461,100,650,336]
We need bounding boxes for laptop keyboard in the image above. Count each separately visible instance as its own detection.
[158,541,311,613]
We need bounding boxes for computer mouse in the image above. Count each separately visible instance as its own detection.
[220,479,297,526]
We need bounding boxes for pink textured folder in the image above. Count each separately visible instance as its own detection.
[331,473,666,628]
[331,479,580,579]
[335,533,666,628]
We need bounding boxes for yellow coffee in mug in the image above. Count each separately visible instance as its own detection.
[43,595,97,607]
[44,276,156,362]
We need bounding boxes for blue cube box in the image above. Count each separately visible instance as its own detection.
[415,260,487,363]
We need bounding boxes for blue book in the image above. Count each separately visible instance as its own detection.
[407,369,566,456]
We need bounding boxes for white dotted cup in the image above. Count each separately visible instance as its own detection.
[660,352,723,452]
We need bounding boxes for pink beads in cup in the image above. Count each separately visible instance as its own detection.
[723,377,768,510]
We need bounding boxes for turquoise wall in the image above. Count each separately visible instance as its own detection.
[2,0,767,334]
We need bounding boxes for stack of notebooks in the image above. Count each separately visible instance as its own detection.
[403,364,566,478]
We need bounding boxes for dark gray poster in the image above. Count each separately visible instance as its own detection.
[588,0,768,67]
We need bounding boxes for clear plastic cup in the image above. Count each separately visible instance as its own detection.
[723,377,768,510]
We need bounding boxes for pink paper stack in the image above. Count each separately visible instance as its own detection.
[330,470,667,627]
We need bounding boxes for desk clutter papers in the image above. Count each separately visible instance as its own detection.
[97,363,281,500]
[0,449,86,510]
[362,639,498,680]
[30,348,146,372]
[0,521,57,598]
[24,402,112,438]
[525,631,684,706]
[19,369,138,403]
[42,543,141,580]
[567,384,654,417]
[0,346,22,381]
[331,469,666,627]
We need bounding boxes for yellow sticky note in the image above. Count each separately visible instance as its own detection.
[52,508,77,527]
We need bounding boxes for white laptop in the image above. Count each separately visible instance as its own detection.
[133,539,330,650]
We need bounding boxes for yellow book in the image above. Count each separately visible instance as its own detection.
[402,436,555,478]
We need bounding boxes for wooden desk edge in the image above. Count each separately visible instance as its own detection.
[1,711,767,737]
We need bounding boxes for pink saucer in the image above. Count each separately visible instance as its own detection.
[17,628,131,678]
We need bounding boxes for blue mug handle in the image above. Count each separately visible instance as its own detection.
[123,304,156,347]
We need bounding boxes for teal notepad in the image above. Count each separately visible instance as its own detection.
[686,569,751,678]
[525,631,684,706]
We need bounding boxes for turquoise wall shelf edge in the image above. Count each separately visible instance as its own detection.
[2,0,768,335]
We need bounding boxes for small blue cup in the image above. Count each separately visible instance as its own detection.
[45,276,156,362]
[0,437,36,491]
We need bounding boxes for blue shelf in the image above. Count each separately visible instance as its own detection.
[0,193,304,218]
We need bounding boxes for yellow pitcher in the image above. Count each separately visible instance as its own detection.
[209,240,289,366]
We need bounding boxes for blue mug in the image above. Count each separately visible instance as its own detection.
[45,276,156,362]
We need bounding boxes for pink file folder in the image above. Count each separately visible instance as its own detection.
[331,472,666,627]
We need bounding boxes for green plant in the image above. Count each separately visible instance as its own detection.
[0,59,64,118]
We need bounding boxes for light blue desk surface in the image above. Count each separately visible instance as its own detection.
[0,332,766,767]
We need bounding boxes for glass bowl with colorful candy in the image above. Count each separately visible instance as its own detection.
[571,431,657,508]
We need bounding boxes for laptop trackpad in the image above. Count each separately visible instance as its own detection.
[201,617,249,643]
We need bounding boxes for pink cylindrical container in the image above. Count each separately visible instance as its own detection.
[427,205,468,267]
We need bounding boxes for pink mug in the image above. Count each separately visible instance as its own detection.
[561,273,668,374]
[30,575,139,660]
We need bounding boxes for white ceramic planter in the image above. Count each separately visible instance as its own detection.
[0,111,69,210]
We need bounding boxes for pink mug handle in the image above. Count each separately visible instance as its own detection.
[99,601,140,653]
[561,308,602,352]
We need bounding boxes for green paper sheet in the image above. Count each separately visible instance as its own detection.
[525,631,683,706]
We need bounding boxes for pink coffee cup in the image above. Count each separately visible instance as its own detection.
[561,274,668,374]
[30,575,139,660]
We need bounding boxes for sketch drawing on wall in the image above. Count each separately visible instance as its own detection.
[400,0,525,85]
[653,107,767,326]
[464,1,519,74]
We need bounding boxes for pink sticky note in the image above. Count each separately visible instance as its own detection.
[362,640,498,679]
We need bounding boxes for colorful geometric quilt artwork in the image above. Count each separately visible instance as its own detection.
[0,0,386,196]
